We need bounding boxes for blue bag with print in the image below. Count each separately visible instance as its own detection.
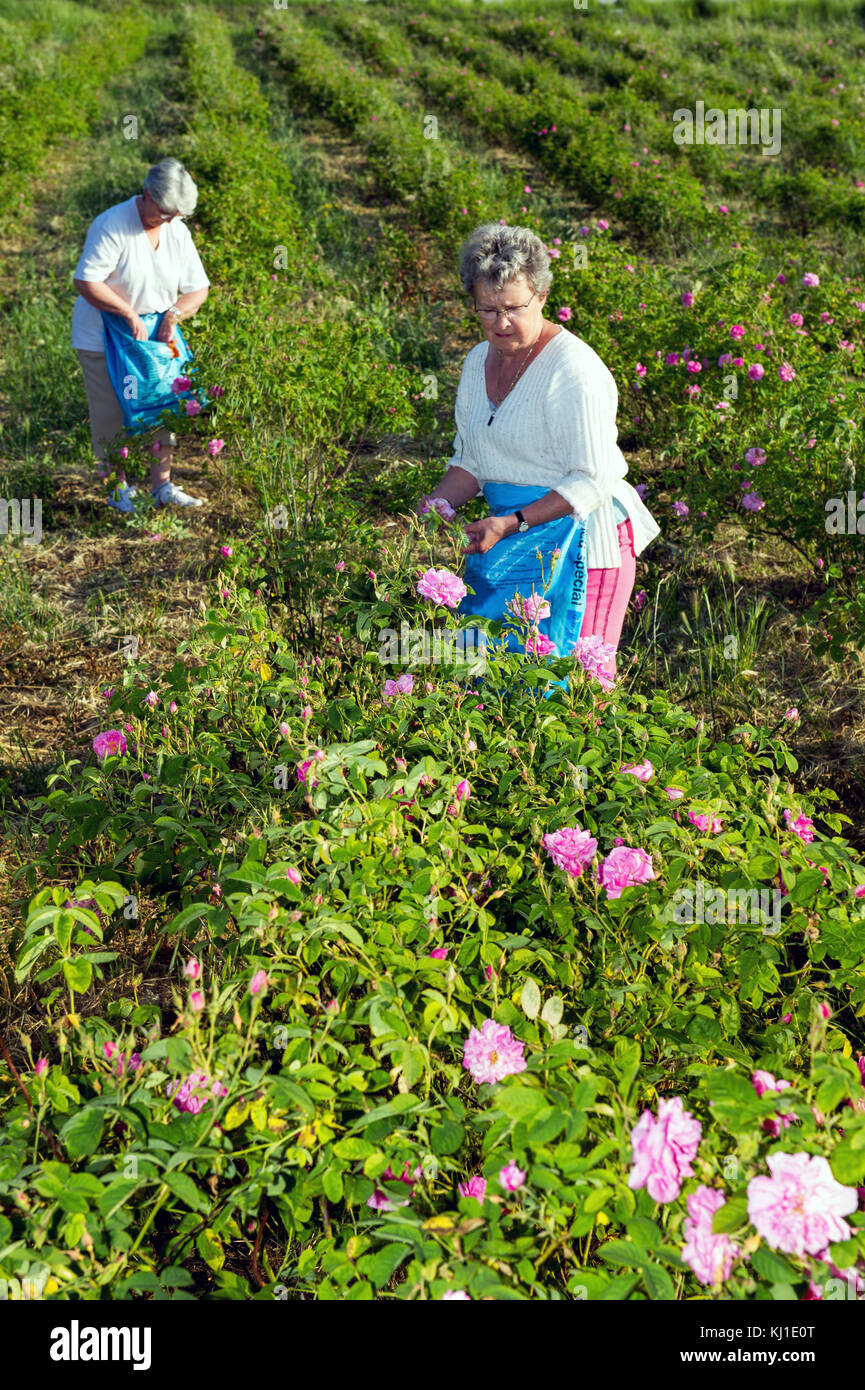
[101,309,199,433]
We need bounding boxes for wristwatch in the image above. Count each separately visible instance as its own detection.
[514,509,530,533]
[166,303,183,320]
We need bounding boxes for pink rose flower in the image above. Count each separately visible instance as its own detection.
[525,631,556,657]
[184,399,202,416]
[286,866,301,886]
[462,1019,527,1085]
[417,567,467,609]
[249,969,269,997]
[747,1152,857,1257]
[183,958,200,979]
[34,1057,48,1076]
[171,376,191,394]
[620,759,654,782]
[220,545,233,558]
[665,787,685,800]
[572,633,617,690]
[419,496,457,521]
[542,825,598,879]
[93,729,128,759]
[742,492,765,512]
[802,273,820,288]
[430,947,448,960]
[628,1096,702,1203]
[499,1162,527,1192]
[458,1175,487,1199]
[190,990,205,1013]
[784,809,815,843]
[681,1186,741,1285]
[596,845,656,899]
[208,439,226,456]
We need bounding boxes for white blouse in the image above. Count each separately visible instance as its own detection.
[448,327,660,569]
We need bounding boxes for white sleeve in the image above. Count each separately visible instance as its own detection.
[178,228,210,293]
[550,355,627,521]
[74,216,123,283]
[446,360,481,486]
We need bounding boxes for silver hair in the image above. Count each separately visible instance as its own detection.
[458,222,553,300]
[143,158,198,217]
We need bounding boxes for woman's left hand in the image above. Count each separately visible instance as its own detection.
[462,515,511,555]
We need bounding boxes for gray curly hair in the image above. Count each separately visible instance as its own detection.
[458,222,552,300]
[143,157,198,217]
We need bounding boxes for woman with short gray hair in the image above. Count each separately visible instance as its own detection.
[72,157,210,511]
[419,222,659,682]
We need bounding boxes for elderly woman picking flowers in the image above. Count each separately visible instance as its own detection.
[72,157,210,511]
[419,223,658,680]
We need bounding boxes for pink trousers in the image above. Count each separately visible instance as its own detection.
[582,519,636,678]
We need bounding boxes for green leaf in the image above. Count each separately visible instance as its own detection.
[830,1140,865,1187]
[788,869,827,905]
[322,1168,344,1203]
[711,1196,748,1234]
[63,956,92,993]
[642,1262,676,1300]
[540,995,563,1027]
[163,1171,211,1214]
[430,1119,464,1156]
[495,1085,547,1122]
[521,978,541,1019]
[196,1228,225,1272]
[356,1243,412,1288]
[751,1245,798,1284]
[59,1106,103,1159]
[598,1239,649,1270]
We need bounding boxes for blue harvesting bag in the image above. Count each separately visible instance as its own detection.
[101,310,197,433]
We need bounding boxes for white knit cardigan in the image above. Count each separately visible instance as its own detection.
[447,327,660,569]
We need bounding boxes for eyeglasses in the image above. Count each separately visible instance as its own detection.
[474,291,537,321]
[145,190,178,222]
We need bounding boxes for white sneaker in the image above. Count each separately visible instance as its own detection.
[107,485,138,513]
[152,481,205,508]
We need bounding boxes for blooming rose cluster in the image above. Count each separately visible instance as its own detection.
[167,1070,228,1115]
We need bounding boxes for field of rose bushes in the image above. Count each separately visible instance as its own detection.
[1,0,865,1305]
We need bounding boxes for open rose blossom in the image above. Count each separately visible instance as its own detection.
[596,845,656,899]
[542,825,598,879]
[572,633,617,690]
[507,592,551,624]
[416,567,467,609]
[525,631,557,657]
[681,1187,741,1286]
[462,1019,527,1085]
[747,1152,858,1257]
[93,730,128,759]
[784,809,815,843]
[620,759,654,782]
[458,1175,487,1200]
[628,1096,702,1203]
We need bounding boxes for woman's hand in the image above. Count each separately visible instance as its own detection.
[155,311,179,344]
[462,514,512,555]
[125,311,148,341]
